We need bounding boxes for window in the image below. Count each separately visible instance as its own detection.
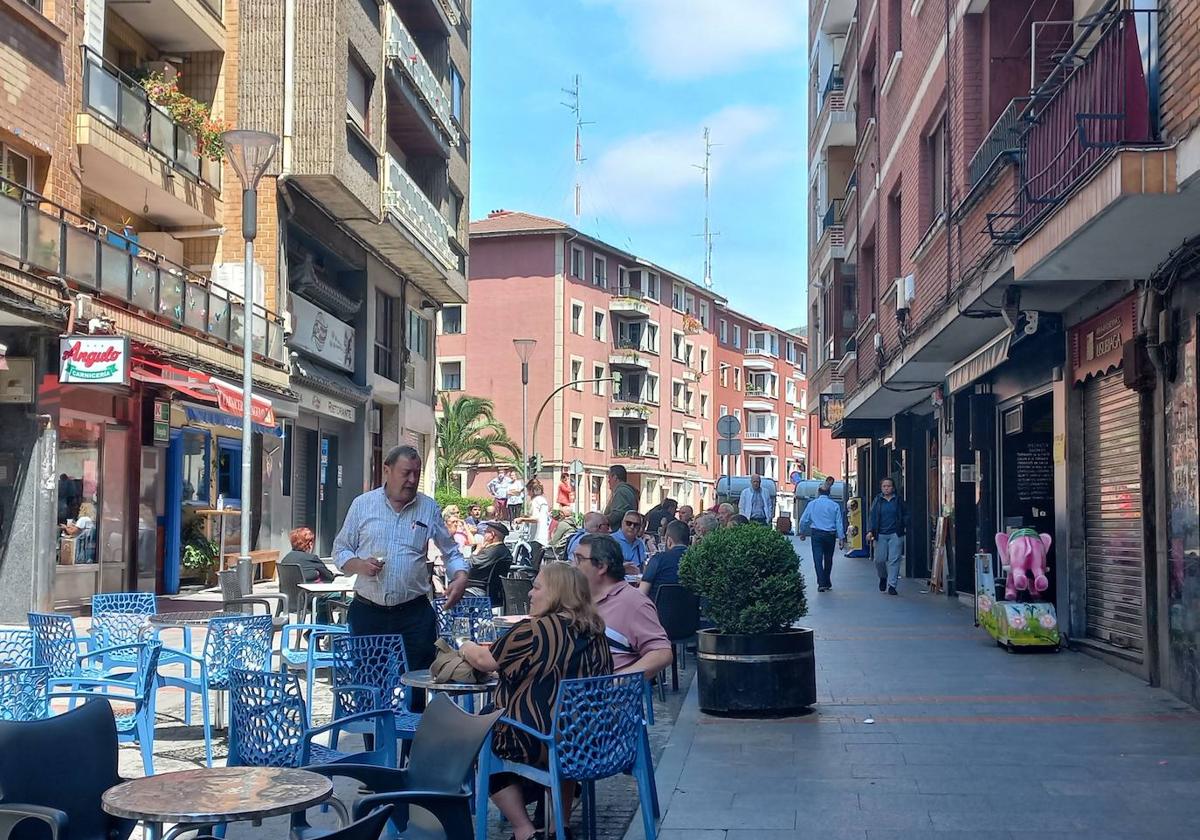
[732,325,742,348]
[733,367,741,390]
[593,309,606,341]
[786,417,798,443]
[888,189,903,284]
[701,393,710,418]
[646,273,660,301]
[347,52,372,132]
[440,361,462,391]
[617,265,629,294]
[593,255,607,287]
[720,366,728,387]
[672,432,685,461]
[406,308,429,359]
[799,352,808,375]
[450,62,465,123]
[671,331,685,362]
[787,379,798,404]
[684,291,695,314]
[699,301,710,329]
[646,427,659,454]
[571,358,583,390]
[375,291,398,378]
[672,283,685,311]
[719,319,728,344]
[570,416,583,448]
[570,246,585,278]
[216,440,243,505]
[647,373,660,403]
[439,304,463,335]
[700,439,710,466]
[593,364,606,395]
[718,404,728,418]
[1,144,33,196]
[646,323,659,354]
[888,0,903,56]
[927,117,946,221]
[684,435,695,463]
[683,341,694,368]
[570,302,584,335]
[593,420,605,451]
[672,381,684,411]
[699,347,709,374]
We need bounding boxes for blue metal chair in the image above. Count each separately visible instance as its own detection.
[28,613,92,679]
[433,596,494,643]
[330,634,422,747]
[89,593,157,663]
[0,667,50,721]
[279,623,349,726]
[50,641,163,776]
[157,615,274,767]
[0,630,33,670]
[227,669,397,769]
[475,673,657,840]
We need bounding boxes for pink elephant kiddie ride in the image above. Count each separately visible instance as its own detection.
[975,528,1061,650]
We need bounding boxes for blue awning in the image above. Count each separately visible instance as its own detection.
[183,404,283,437]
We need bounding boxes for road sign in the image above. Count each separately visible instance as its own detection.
[717,414,741,438]
[568,458,585,477]
[790,470,804,484]
[717,438,742,457]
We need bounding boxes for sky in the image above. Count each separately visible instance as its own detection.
[470,0,810,328]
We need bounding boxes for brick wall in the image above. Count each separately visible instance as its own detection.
[1160,0,1200,141]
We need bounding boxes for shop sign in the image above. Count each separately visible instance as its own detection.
[819,393,845,429]
[153,399,171,444]
[289,295,356,373]
[209,378,277,426]
[1069,296,1136,384]
[59,337,129,385]
[295,385,356,423]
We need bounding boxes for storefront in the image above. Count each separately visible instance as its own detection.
[292,384,362,557]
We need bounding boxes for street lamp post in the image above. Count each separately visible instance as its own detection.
[222,129,279,595]
[513,339,537,486]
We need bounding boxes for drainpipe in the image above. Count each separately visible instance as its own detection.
[282,0,296,173]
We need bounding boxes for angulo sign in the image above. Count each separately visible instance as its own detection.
[59,337,130,385]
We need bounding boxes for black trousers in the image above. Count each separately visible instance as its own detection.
[346,595,438,671]
[810,530,837,589]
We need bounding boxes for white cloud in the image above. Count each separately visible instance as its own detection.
[579,105,790,225]
[592,0,805,80]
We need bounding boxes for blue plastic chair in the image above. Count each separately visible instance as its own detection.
[433,596,494,642]
[279,623,349,726]
[475,673,658,840]
[330,634,422,747]
[157,615,274,767]
[0,630,34,669]
[50,641,163,776]
[0,666,50,721]
[227,669,397,769]
[89,593,157,662]
[28,613,93,679]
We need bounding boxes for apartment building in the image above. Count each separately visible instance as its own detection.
[812,0,1200,707]
[439,210,810,520]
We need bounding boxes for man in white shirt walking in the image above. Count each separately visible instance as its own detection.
[738,474,775,525]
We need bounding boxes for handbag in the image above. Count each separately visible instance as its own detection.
[430,638,486,685]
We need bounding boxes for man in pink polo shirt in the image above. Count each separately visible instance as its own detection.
[571,533,673,676]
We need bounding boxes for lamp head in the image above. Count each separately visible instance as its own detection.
[512,338,537,363]
[222,130,280,189]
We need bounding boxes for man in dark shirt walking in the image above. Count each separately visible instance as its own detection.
[603,465,640,530]
[867,477,907,595]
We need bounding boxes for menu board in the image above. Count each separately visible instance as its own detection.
[1015,440,1053,503]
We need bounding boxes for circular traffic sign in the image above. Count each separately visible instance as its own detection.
[717,414,741,437]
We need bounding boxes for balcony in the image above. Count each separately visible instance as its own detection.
[743,347,775,370]
[613,446,654,461]
[812,67,855,154]
[78,49,221,227]
[967,98,1028,194]
[813,0,855,35]
[681,367,701,383]
[385,6,460,149]
[384,154,458,274]
[743,390,775,412]
[609,396,653,421]
[108,0,225,53]
[609,342,650,369]
[0,179,285,366]
[609,286,652,317]
[813,198,846,272]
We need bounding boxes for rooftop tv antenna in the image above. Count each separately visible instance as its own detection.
[693,127,720,289]
[562,75,593,222]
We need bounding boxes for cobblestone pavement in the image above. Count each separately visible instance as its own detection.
[87,587,692,840]
[628,542,1200,840]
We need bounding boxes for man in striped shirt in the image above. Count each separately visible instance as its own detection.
[333,445,469,669]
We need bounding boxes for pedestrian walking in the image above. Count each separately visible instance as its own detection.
[603,464,639,530]
[487,469,511,524]
[332,445,469,671]
[556,472,575,508]
[738,474,775,525]
[867,477,908,595]
[798,485,845,592]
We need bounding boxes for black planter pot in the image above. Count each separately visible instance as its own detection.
[695,627,816,716]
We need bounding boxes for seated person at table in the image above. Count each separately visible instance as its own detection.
[572,534,673,678]
[283,526,342,623]
[613,510,649,574]
[468,521,513,606]
[640,519,689,602]
[460,563,612,840]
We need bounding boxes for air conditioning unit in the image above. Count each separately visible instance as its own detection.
[894,274,914,319]
[74,294,95,322]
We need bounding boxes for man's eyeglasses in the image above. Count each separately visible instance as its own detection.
[623,519,643,529]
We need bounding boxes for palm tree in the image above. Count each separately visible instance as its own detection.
[434,394,522,489]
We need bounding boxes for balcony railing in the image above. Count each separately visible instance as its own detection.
[821,199,844,233]
[967,98,1027,192]
[746,429,775,440]
[614,393,653,406]
[0,177,284,364]
[614,447,652,459]
[384,155,457,272]
[81,48,220,191]
[385,7,460,145]
[818,64,845,113]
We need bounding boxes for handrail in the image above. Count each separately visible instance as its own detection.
[967,98,1028,191]
[383,155,456,271]
[80,46,221,190]
[384,6,460,145]
[822,198,844,232]
[0,175,284,365]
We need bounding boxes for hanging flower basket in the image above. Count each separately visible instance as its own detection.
[683,314,702,335]
[141,71,229,162]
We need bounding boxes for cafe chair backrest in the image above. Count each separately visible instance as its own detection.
[277,563,305,609]
[0,629,34,669]
[228,669,309,768]
[0,666,50,722]
[552,674,645,781]
[406,695,501,793]
[91,592,156,652]
[203,615,275,689]
[653,584,701,642]
[27,613,79,679]
[501,577,534,616]
[331,634,412,715]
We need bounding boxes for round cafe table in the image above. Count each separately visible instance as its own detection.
[148,610,223,628]
[401,668,499,713]
[102,767,333,840]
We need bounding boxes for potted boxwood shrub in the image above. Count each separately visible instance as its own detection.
[679,525,814,715]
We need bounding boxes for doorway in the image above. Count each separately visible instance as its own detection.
[999,392,1056,600]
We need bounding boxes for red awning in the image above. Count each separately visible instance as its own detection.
[130,362,219,404]
[208,377,277,427]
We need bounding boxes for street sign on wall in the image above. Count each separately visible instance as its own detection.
[717,438,742,457]
[59,337,130,385]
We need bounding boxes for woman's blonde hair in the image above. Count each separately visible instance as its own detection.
[533,562,605,637]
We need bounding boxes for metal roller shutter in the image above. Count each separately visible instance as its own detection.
[292,429,313,532]
[1082,371,1144,657]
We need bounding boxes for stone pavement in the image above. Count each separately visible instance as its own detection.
[628,541,1200,840]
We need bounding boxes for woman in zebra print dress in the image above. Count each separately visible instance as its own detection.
[461,561,612,840]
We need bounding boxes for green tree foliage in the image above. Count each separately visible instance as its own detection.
[434,394,522,490]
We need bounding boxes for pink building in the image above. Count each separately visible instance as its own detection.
[437,210,818,520]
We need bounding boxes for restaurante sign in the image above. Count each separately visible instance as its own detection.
[59,337,130,385]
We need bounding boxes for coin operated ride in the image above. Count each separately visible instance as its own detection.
[975,529,1060,651]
